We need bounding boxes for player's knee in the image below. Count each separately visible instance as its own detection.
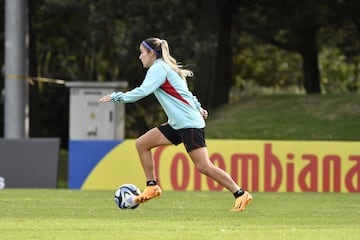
[135,137,146,151]
[194,162,212,175]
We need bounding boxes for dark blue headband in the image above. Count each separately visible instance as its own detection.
[142,41,160,56]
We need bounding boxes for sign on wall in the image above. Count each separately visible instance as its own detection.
[69,139,360,192]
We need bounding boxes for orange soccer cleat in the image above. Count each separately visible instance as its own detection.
[231,191,253,212]
[134,185,162,204]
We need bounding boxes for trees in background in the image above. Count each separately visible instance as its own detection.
[234,0,360,95]
[236,0,322,93]
[0,0,359,143]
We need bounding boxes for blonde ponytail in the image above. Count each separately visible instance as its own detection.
[142,38,193,80]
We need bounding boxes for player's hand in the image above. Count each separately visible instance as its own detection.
[200,107,208,120]
[98,95,111,103]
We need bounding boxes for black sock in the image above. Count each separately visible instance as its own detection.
[233,189,245,198]
[146,180,157,186]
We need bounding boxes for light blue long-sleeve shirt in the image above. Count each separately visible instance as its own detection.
[110,59,205,130]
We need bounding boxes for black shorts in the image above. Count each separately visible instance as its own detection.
[157,124,206,152]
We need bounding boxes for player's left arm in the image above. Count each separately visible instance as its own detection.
[191,95,208,119]
[199,107,208,120]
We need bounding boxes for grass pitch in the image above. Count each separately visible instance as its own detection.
[0,190,359,240]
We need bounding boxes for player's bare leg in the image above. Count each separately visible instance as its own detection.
[133,127,171,203]
[188,147,253,212]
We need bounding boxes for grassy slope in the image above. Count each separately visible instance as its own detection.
[1,190,359,240]
[206,94,360,141]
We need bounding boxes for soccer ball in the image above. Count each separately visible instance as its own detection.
[114,183,141,209]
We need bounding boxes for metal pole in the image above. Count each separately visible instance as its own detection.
[4,0,27,138]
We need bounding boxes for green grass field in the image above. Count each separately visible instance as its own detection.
[1,190,359,240]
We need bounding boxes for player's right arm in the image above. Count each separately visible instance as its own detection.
[100,62,166,103]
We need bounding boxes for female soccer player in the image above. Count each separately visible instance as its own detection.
[98,37,252,212]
